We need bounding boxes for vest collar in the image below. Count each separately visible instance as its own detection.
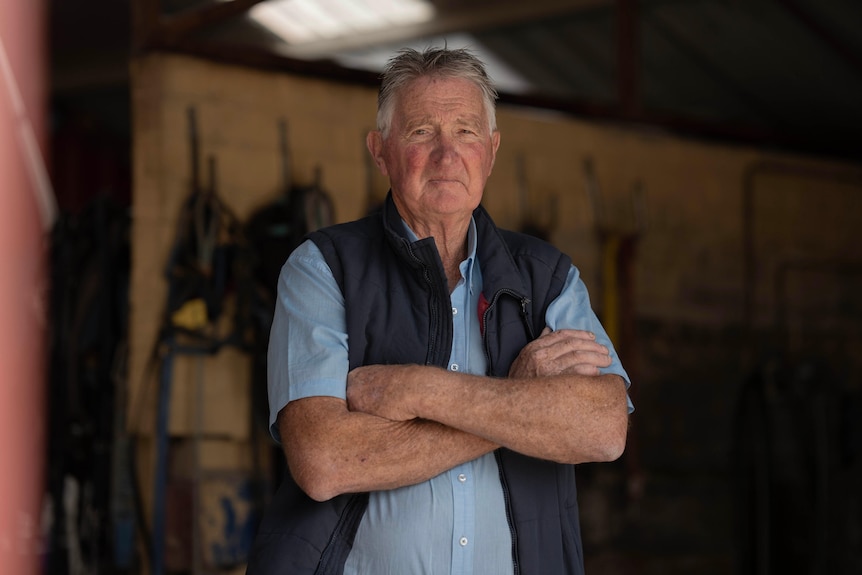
[380,190,529,299]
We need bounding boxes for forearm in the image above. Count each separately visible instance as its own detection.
[279,396,497,501]
[430,369,628,463]
[362,365,629,464]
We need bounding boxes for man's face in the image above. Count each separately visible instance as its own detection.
[368,75,501,229]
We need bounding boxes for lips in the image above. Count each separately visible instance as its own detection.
[427,176,464,184]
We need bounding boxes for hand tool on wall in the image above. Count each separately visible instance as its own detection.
[150,106,250,575]
[583,156,645,506]
[516,152,558,241]
[44,196,131,574]
[242,118,335,498]
[245,118,335,300]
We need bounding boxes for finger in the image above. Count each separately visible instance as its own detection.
[537,339,609,365]
[541,353,610,375]
[564,349,613,368]
[525,329,593,355]
[531,330,597,353]
[546,328,596,341]
[537,346,612,375]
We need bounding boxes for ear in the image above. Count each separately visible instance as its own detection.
[489,130,501,173]
[366,130,389,176]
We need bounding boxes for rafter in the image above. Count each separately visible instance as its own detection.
[133,0,265,50]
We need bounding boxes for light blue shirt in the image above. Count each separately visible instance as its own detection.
[267,219,632,575]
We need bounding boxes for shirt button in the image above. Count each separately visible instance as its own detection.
[450,363,459,371]
[458,473,467,483]
[459,537,468,547]
[452,307,458,315]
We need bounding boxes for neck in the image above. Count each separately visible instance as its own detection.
[407,219,469,293]
[437,237,467,293]
[390,197,473,292]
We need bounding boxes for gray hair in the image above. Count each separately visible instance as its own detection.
[376,47,499,138]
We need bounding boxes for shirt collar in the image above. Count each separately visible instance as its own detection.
[401,216,479,278]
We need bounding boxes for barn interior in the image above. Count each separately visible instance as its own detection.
[2,1,861,573]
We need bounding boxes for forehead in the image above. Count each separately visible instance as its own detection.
[395,76,487,121]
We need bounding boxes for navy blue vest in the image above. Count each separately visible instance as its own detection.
[247,194,585,575]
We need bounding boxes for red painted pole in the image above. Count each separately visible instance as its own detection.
[0,0,52,572]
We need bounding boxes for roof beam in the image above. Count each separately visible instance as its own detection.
[159,0,265,46]
[133,0,266,50]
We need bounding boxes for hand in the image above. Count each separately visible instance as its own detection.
[347,364,420,421]
[508,328,612,378]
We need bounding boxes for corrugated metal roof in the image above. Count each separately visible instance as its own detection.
[50,0,862,160]
[318,0,862,158]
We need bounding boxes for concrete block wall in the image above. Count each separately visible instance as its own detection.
[130,53,862,573]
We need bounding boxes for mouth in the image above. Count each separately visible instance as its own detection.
[428,178,463,186]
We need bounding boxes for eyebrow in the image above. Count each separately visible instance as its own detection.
[403,114,485,131]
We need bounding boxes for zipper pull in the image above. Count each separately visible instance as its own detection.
[519,297,534,340]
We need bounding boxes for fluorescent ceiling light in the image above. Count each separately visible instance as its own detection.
[332,33,534,95]
[250,0,436,45]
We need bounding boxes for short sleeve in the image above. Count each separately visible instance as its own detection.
[545,265,634,413]
[267,240,350,442]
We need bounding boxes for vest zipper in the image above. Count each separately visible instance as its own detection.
[495,451,521,575]
[314,493,369,575]
[484,288,530,575]
[403,239,443,365]
[482,288,533,375]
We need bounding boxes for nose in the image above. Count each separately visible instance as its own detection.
[432,132,458,164]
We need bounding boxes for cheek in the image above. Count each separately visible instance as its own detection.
[467,149,494,177]
[381,146,427,177]
[402,148,428,174]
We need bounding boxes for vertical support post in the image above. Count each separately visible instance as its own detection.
[617,0,640,118]
[0,1,50,573]
[132,0,163,52]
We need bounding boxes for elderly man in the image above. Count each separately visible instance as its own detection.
[247,47,632,575]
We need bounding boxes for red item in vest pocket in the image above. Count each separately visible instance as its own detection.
[478,292,490,335]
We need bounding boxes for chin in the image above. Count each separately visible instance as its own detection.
[431,196,480,216]
[429,182,479,202]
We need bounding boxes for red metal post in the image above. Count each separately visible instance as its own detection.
[0,1,50,573]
